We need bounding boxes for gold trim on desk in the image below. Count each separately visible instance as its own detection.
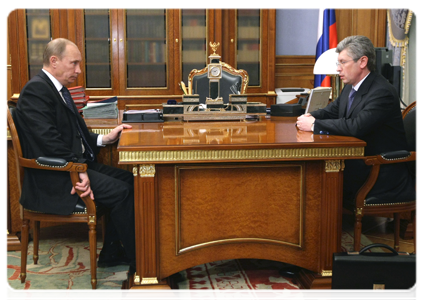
[119,147,365,163]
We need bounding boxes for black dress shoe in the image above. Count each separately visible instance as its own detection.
[98,241,130,268]
[279,265,302,278]
[128,263,136,276]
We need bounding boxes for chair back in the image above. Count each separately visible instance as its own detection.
[402,102,416,177]
[403,102,416,151]
[188,62,249,104]
[7,105,24,197]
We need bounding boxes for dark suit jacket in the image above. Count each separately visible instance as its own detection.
[311,72,414,204]
[15,70,99,214]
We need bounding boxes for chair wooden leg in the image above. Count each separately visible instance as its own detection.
[33,220,40,264]
[412,210,420,254]
[394,213,400,251]
[88,223,97,289]
[20,219,30,284]
[354,212,363,251]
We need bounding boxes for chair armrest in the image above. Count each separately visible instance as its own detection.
[380,150,412,160]
[18,156,87,172]
[36,157,68,167]
[364,151,415,166]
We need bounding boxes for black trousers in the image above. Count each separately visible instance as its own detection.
[86,161,135,262]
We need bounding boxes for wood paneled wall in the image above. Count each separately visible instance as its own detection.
[275,9,387,90]
[7,9,387,97]
[4,13,12,99]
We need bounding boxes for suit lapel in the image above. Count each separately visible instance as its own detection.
[37,70,75,114]
[37,70,90,145]
[346,72,376,117]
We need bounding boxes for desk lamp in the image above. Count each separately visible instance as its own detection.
[313,48,342,99]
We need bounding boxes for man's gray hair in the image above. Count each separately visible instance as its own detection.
[43,38,78,66]
[336,35,376,72]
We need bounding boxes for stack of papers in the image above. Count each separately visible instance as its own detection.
[68,86,89,112]
[82,97,118,119]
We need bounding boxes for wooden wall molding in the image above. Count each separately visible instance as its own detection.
[275,55,316,89]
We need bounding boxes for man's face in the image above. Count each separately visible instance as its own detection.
[52,44,82,86]
[336,49,368,86]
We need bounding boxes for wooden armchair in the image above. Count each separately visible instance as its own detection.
[7,106,99,289]
[347,102,416,252]
[188,62,249,104]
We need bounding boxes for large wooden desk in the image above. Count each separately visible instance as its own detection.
[117,116,365,289]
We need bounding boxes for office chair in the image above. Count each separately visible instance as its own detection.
[188,62,249,104]
[7,106,100,289]
[348,101,416,252]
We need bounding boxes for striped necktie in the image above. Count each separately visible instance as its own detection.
[347,88,356,113]
[61,86,95,162]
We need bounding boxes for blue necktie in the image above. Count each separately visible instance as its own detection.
[61,86,95,162]
[347,88,356,113]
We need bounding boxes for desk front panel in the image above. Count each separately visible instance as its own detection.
[155,160,328,278]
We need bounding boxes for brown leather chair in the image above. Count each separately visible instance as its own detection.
[188,62,249,104]
[348,101,416,252]
[7,106,100,289]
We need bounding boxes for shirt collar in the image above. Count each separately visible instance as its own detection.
[352,72,370,92]
[42,69,64,93]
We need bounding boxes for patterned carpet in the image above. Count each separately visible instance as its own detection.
[7,224,371,290]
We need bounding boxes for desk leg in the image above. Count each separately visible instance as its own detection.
[295,159,344,289]
[128,164,170,289]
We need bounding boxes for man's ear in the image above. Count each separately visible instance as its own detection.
[359,56,369,69]
[50,56,57,67]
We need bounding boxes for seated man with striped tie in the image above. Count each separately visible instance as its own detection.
[15,38,135,274]
[295,35,414,205]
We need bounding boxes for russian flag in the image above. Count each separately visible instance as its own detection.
[314,9,338,88]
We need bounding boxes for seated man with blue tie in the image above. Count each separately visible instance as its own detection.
[15,38,135,274]
[295,35,414,205]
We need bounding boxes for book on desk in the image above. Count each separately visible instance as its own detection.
[82,96,118,119]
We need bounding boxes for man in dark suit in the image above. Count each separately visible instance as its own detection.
[296,35,414,205]
[15,38,135,272]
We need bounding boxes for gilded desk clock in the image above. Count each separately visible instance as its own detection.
[207,42,223,103]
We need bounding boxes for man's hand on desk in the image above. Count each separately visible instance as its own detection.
[102,124,132,145]
[296,113,315,132]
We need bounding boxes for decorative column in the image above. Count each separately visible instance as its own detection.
[122,164,178,300]
[320,159,345,274]
[132,164,159,286]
